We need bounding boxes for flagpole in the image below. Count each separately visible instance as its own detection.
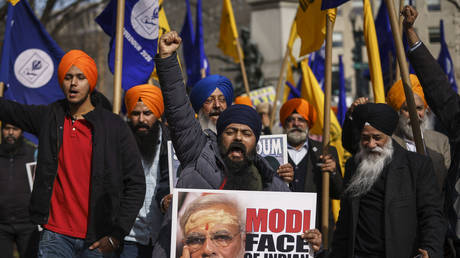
[270,48,290,129]
[384,0,425,155]
[112,0,125,114]
[235,40,251,95]
[321,13,334,250]
[394,0,405,81]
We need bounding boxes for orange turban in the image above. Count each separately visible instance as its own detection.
[125,84,164,118]
[279,98,317,128]
[386,74,427,111]
[58,50,98,91]
[234,96,253,107]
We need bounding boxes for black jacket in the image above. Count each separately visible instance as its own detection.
[330,142,445,258]
[0,140,36,224]
[407,43,460,242]
[0,98,145,242]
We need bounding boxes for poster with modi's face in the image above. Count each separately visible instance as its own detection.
[171,189,317,258]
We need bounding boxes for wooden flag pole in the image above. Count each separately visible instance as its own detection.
[112,0,126,114]
[235,40,251,95]
[321,14,334,250]
[270,48,290,129]
[394,0,405,81]
[384,0,425,155]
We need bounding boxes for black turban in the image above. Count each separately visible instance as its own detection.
[217,104,262,141]
[352,103,399,136]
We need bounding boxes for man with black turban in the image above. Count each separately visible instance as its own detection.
[151,31,299,258]
[330,103,445,258]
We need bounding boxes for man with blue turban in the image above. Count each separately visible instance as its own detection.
[189,74,234,133]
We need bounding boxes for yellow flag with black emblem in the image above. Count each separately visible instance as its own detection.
[218,0,241,63]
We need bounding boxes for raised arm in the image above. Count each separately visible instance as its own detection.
[0,98,47,136]
[154,31,208,165]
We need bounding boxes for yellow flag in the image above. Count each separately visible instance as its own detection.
[363,0,385,103]
[300,59,350,221]
[286,17,299,65]
[295,0,336,56]
[151,0,182,82]
[7,0,20,6]
[218,0,241,62]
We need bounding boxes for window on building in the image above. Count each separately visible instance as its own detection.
[427,0,440,11]
[428,26,441,43]
[333,32,343,48]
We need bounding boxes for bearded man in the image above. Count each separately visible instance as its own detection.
[0,123,38,258]
[387,75,450,188]
[189,74,234,133]
[151,31,292,258]
[330,103,445,258]
[279,98,343,243]
[121,84,169,257]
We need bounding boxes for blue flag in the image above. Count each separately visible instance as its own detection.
[309,46,325,90]
[337,55,347,126]
[437,20,458,92]
[180,0,210,87]
[285,80,301,99]
[95,0,159,90]
[0,0,65,144]
[0,0,64,105]
[374,1,395,89]
[321,0,350,10]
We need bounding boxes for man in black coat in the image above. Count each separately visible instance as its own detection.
[0,50,145,257]
[0,123,38,257]
[402,5,460,256]
[330,103,445,258]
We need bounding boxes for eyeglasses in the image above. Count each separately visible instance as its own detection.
[184,232,240,252]
[203,96,226,105]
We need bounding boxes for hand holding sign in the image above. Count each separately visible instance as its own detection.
[301,229,322,252]
[277,163,294,183]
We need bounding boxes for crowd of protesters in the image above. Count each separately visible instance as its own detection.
[0,5,458,258]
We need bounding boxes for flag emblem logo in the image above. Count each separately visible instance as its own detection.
[14,49,53,88]
[131,0,159,40]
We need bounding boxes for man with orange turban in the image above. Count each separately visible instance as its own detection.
[387,75,450,187]
[279,98,343,244]
[0,50,146,256]
[122,84,169,257]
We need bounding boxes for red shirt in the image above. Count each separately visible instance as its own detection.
[44,117,93,238]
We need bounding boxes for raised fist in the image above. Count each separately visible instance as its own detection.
[159,31,182,59]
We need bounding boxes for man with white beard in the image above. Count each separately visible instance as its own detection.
[386,75,450,188]
[189,75,234,133]
[330,103,445,258]
[279,98,343,244]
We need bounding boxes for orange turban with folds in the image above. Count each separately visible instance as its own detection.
[386,74,427,111]
[58,50,98,91]
[234,96,253,107]
[279,98,317,128]
[125,84,164,118]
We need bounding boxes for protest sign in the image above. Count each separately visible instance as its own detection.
[168,134,288,190]
[171,188,317,258]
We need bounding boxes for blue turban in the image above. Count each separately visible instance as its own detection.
[217,104,262,142]
[189,75,234,113]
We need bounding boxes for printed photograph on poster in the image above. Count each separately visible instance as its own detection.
[25,161,37,192]
[168,135,288,190]
[171,188,317,258]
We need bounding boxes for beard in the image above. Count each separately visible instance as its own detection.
[218,138,258,190]
[345,138,394,197]
[396,111,427,140]
[129,121,161,164]
[286,127,308,147]
[198,108,222,133]
[1,135,24,154]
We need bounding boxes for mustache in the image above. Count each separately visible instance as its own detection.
[287,127,304,133]
[209,110,222,117]
[227,141,247,155]
[134,123,150,131]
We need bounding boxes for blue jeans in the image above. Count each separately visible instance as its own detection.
[38,229,115,258]
[118,241,153,258]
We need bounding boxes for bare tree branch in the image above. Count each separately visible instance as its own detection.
[446,0,460,11]
[40,0,58,24]
[50,1,106,37]
[48,0,84,21]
